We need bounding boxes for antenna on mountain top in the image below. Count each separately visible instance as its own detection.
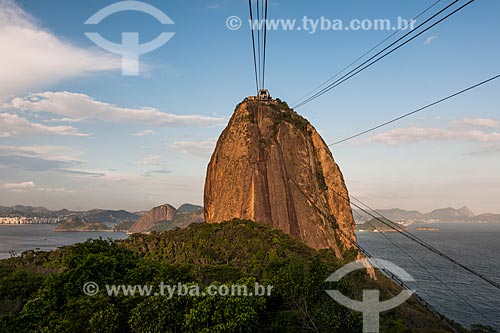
[258,89,271,101]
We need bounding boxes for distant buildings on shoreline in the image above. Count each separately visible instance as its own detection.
[0,216,64,224]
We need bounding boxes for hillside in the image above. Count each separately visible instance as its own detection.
[53,216,110,232]
[355,217,407,232]
[150,207,204,232]
[353,206,493,223]
[0,205,140,223]
[0,220,459,332]
[425,207,475,220]
[474,213,500,223]
[79,209,140,223]
[128,203,204,233]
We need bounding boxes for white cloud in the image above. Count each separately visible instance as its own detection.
[463,130,500,143]
[0,180,73,193]
[0,113,89,137]
[370,127,454,145]
[5,91,226,127]
[37,187,73,193]
[0,0,120,102]
[131,129,155,136]
[137,155,162,166]
[454,118,499,128]
[423,35,438,45]
[1,181,35,192]
[45,117,85,123]
[0,145,83,163]
[142,169,172,177]
[171,139,216,158]
[369,126,500,145]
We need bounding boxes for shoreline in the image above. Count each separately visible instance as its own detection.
[53,229,120,233]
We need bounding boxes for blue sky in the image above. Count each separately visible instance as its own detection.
[0,0,499,213]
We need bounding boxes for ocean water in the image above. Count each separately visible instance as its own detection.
[356,222,500,329]
[0,224,128,259]
[0,223,498,329]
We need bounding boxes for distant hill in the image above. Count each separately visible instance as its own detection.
[128,203,204,233]
[151,207,204,232]
[112,220,136,232]
[0,204,205,228]
[0,205,70,218]
[353,206,494,223]
[128,204,177,233]
[373,208,424,220]
[177,203,203,213]
[53,216,110,232]
[0,205,139,223]
[80,209,140,223]
[355,217,406,232]
[474,213,500,223]
[424,206,474,220]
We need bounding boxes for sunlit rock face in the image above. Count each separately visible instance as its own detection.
[204,98,356,256]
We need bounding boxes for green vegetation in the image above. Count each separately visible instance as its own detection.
[54,216,110,232]
[355,218,407,232]
[316,169,328,191]
[246,111,257,124]
[258,137,267,148]
[149,208,204,232]
[269,106,311,139]
[0,220,461,332]
[113,220,135,232]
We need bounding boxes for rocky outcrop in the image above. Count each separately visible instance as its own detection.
[128,204,204,233]
[128,204,176,233]
[204,98,356,255]
[151,207,204,232]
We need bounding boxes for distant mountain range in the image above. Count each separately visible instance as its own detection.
[0,205,140,223]
[353,206,500,223]
[0,204,204,227]
[2,204,498,226]
[0,205,69,217]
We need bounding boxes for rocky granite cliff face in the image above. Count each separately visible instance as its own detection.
[128,203,204,233]
[128,204,177,233]
[204,98,356,256]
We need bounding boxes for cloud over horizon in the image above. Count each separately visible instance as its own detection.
[454,118,499,128]
[1,181,35,192]
[5,92,226,127]
[0,113,89,137]
[368,118,500,145]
